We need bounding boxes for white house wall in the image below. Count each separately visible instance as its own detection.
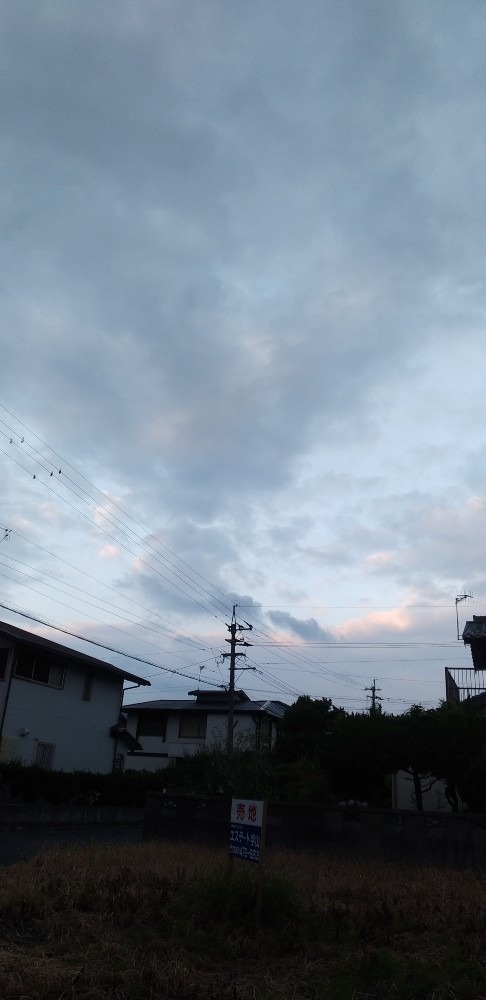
[2,662,123,773]
[208,713,258,748]
[391,770,463,812]
[123,708,276,772]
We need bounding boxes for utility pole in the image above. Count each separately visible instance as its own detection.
[365,679,382,717]
[222,604,253,754]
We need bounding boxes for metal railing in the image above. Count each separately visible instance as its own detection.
[445,667,486,703]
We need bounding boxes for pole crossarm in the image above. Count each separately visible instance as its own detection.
[224,604,253,754]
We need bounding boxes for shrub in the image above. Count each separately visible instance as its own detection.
[0,761,169,807]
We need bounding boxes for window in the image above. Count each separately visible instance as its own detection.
[0,648,9,681]
[82,671,93,701]
[15,650,65,688]
[179,713,207,739]
[35,741,55,769]
[136,711,167,740]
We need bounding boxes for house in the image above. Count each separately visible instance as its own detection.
[0,619,150,772]
[444,616,486,708]
[461,615,486,674]
[445,668,486,708]
[121,688,288,771]
[391,770,458,811]
[392,625,486,811]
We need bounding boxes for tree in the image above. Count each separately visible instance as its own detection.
[387,703,486,811]
[276,696,344,763]
[426,702,486,811]
[275,696,344,803]
[327,711,395,805]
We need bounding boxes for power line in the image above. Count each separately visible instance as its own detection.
[0,518,457,701]
[231,601,368,690]
[0,402,235,610]
[252,641,457,647]
[0,435,229,624]
[0,409,233,621]
[0,521,359,700]
[238,604,457,609]
[2,527,211,651]
[0,601,224,689]
[0,551,217,656]
[0,564,217,665]
[0,405,463,705]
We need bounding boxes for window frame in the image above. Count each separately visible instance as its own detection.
[178,712,207,740]
[0,648,10,681]
[136,710,167,741]
[14,649,65,690]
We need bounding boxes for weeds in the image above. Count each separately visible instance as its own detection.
[0,843,483,998]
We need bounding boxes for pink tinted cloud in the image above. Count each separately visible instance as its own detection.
[99,544,120,560]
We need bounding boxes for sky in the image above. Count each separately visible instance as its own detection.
[0,0,485,713]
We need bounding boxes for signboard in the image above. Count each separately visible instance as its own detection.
[229,798,264,863]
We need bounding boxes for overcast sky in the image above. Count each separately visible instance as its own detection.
[0,0,485,712]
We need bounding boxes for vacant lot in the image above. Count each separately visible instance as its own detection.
[0,841,484,999]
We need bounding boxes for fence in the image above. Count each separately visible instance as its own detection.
[0,804,143,826]
[144,793,486,869]
[0,804,144,865]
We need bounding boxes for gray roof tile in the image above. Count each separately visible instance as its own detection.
[463,617,486,640]
[0,619,150,686]
[124,691,288,718]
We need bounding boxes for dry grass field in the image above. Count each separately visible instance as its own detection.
[0,840,483,999]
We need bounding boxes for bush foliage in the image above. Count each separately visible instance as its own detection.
[1,697,485,811]
[0,760,167,807]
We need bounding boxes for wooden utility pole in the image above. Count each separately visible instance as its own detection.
[222,605,253,754]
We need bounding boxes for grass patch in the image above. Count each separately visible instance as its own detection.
[176,863,300,926]
[0,842,483,998]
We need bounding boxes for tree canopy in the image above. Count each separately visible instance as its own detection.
[160,696,486,810]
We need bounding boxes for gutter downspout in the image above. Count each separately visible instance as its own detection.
[112,681,144,771]
[112,679,125,772]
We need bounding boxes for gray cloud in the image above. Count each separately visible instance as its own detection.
[0,2,485,705]
[3,2,483,498]
[267,611,333,642]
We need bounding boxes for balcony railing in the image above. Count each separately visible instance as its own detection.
[445,667,486,704]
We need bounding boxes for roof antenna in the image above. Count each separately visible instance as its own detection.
[456,591,473,640]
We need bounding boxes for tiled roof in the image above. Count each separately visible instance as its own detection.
[124,693,288,718]
[126,699,204,712]
[462,618,486,671]
[188,688,250,703]
[0,619,150,686]
[462,617,486,641]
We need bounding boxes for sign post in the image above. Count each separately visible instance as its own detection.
[229,798,267,928]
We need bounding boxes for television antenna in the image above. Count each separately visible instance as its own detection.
[455,592,473,641]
